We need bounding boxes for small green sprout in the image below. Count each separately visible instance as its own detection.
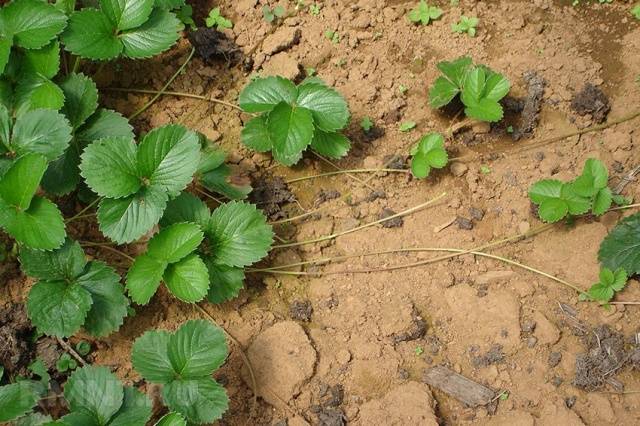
[324,29,340,43]
[507,125,514,134]
[176,4,196,30]
[632,4,640,19]
[499,391,510,401]
[580,268,628,304]
[399,121,417,132]
[399,84,408,95]
[75,341,91,356]
[263,5,286,23]
[56,353,78,373]
[480,165,491,174]
[309,3,321,15]
[408,1,443,25]
[306,67,317,76]
[415,346,424,356]
[410,133,448,179]
[361,117,374,132]
[206,7,233,29]
[452,16,478,37]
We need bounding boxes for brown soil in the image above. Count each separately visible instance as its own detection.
[3,0,640,425]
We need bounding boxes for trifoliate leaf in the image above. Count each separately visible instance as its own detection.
[137,125,201,196]
[407,0,442,25]
[0,152,47,209]
[21,40,60,79]
[62,9,123,60]
[80,136,140,199]
[160,192,210,229]
[587,267,628,303]
[155,412,187,426]
[410,133,448,179]
[241,115,272,152]
[108,387,153,426]
[13,74,65,115]
[437,56,473,88]
[167,319,227,377]
[592,187,612,216]
[199,164,252,201]
[561,183,591,215]
[148,222,204,263]
[11,109,73,161]
[20,238,86,281]
[64,365,124,425]
[0,196,66,250]
[296,83,350,132]
[2,0,68,49]
[0,382,40,422]
[429,76,460,109]
[464,98,503,122]
[310,130,350,159]
[120,8,181,59]
[238,76,298,113]
[77,261,129,337]
[131,329,175,383]
[164,254,209,303]
[162,377,228,424]
[267,102,314,166]
[97,186,168,244]
[205,263,245,304]
[572,158,608,197]
[59,73,99,130]
[76,109,134,144]
[27,280,92,337]
[100,0,155,31]
[598,213,640,275]
[126,253,167,305]
[206,201,273,267]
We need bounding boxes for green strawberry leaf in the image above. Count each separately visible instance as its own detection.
[537,198,569,223]
[120,8,181,59]
[587,282,613,303]
[20,238,86,281]
[62,9,123,60]
[267,102,314,166]
[169,319,228,377]
[592,187,612,216]
[572,158,608,197]
[108,386,153,426]
[199,163,252,201]
[0,38,11,76]
[598,213,640,275]
[21,40,61,79]
[0,382,40,422]
[160,192,211,229]
[529,179,563,204]
[240,115,272,152]
[611,268,628,292]
[163,254,209,302]
[296,83,350,132]
[2,0,68,49]
[77,261,129,337]
[206,201,273,268]
[0,152,47,209]
[483,71,510,102]
[64,365,124,425]
[76,109,134,144]
[147,222,204,263]
[10,109,73,161]
[126,253,167,305]
[155,412,187,426]
[100,0,155,31]
[461,66,485,104]
[137,124,201,197]
[41,144,82,196]
[205,263,245,304]
[80,136,141,198]
[410,133,448,179]
[13,412,54,426]
[310,130,351,159]
[59,73,99,130]
[428,76,460,109]
[238,76,298,113]
[27,280,92,337]
[97,186,168,244]
[13,75,65,115]
[162,377,228,424]
[464,97,503,122]
[561,183,591,215]
[0,195,66,250]
[131,329,175,383]
[436,56,472,88]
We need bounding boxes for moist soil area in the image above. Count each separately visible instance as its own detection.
[3,0,640,425]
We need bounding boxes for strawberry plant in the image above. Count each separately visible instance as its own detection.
[410,133,448,179]
[429,56,510,122]
[598,213,640,275]
[581,267,628,304]
[451,16,478,37]
[196,142,251,200]
[239,76,351,165]
[263,5,286,23]
[205,7,233,29]
[633,4,640,20]
[79,124,201,243]
[62,0,183,60]
[21,238,129,338]
[0,380,40,422]
[529,158,618,223]
[159,193,274,303]
[407,1,443,25]
[132,320,229,424]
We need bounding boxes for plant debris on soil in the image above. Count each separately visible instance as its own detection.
[571,83,611,123]
[249,175,296,220]
[513,71,546,140]
[187,28,243,65]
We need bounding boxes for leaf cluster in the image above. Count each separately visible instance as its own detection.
[407,1,442,25]
[451,16,478,37]
[132,320,229,424]
[239,76,351,165]
[429,56,510,122]
[205,7,232,29]
[581,267,627,304]
[263,5,286,23]
[529,158,619,223]
[410,133,448,179]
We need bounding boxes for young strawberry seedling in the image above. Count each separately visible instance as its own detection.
[132,320,229,424]
[408,1,443,26]
[580,267,628,304]
[429,56,510,122]
[361,116,374,132]
[399,121,417,132]
[239,76,351,165]
[263,5,286,23]
[452,16,478,37]
[206,7,233,29]
[633,4,640,20]
[410,133,448,179]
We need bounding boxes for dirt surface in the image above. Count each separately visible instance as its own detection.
[2,0,640,424]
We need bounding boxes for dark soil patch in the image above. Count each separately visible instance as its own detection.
[290,300,313,322]
[382,154,408,170]
[315,189,341,206]
[187,28,242,66]
[0,304,36,377]
[571,83,611,123]
[378,208,403,228]
[311,384,346,426]
[249,175,296,221]
[470,344,505,368]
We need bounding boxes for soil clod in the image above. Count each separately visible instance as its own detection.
[249,175,296,220]
[316,189,341,206]
[571,83,611,123]
[456,216,474,230]
[290,300,313,322]
[378,208,403,228]
[512,71,546,140]
[187,28,242,65]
